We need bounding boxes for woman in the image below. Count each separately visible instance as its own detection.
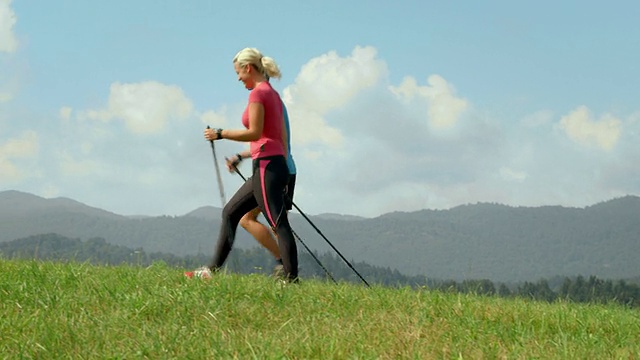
[189,48,298,281]
[233,100,296,277]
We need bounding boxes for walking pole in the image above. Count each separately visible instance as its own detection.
[206,126,226,206]
[290,201,370,287]
[292,228,338,284]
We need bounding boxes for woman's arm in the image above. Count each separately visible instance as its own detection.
[204,103,264,142]
[237,149,251,159]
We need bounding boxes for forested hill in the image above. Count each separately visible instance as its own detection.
[313,196,640,282]
[0,190,123,219]
[1,190,639,282]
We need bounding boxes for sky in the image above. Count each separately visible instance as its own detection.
[1,0,639,218]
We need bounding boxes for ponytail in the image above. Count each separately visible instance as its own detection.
[234,47,282,80]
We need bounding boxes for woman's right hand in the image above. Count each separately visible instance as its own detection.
[225,154,241,173]
[225,157,235,173]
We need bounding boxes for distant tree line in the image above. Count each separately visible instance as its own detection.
[2,233,639,308]
[425,277,640,308]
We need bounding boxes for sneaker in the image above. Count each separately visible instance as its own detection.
[272,264,284,278]
[184,266,212,279]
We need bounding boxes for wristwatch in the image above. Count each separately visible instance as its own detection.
[216,128,223,140]
[232,153,243,166]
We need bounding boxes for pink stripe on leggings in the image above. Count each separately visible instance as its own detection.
[259,159,275,226]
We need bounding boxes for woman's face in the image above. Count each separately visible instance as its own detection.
[234,62,254,90]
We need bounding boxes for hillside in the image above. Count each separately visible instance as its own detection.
[2,260,638,358]
[300,198,640,282]
[1,190,639,282]
[0,190,124,219]
[0,190,257,256]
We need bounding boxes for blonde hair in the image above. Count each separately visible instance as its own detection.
[233,47,282,80]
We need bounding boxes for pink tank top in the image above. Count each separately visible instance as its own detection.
[241,82,285,159]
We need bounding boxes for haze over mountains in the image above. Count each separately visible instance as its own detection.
[1,190,638,282]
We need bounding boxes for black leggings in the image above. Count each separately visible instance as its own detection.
[209,155,298,279]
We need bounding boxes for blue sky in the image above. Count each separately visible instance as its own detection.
[1,0,639,217]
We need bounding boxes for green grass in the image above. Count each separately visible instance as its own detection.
[1,259,639,359]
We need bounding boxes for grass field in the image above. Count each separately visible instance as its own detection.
[1,259,639,359]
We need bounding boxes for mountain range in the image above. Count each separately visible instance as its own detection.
[1,190,638,282]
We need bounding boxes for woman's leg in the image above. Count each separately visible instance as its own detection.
[254,157,298,280]
[285,174,296,211]
[239,207,281,260]
[208,178,258,270]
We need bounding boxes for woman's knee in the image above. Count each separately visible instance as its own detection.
[239,208,261,230]
[239,214,252,230]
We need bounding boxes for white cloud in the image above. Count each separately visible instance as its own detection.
[0,0,17,53]
[559,106,621,151]
[275,46,488,216]
[59,106,73,121]
[80,142,93,154]
[285,46,386,114]
[40,184,61,198]
[628,111,640,131]
[200,108,229,128]
[390,75,469,130]
[0,131,37,157]
[521,110,554,128]
[499,167,528,182]
[282,46,387,147]
[284,47,639,218]
[0,91,12,103]
[0,158,21,181]
[0,131,38,182]
[284,108,345,148]
[77,81,194,134]
[58,150,100,177]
